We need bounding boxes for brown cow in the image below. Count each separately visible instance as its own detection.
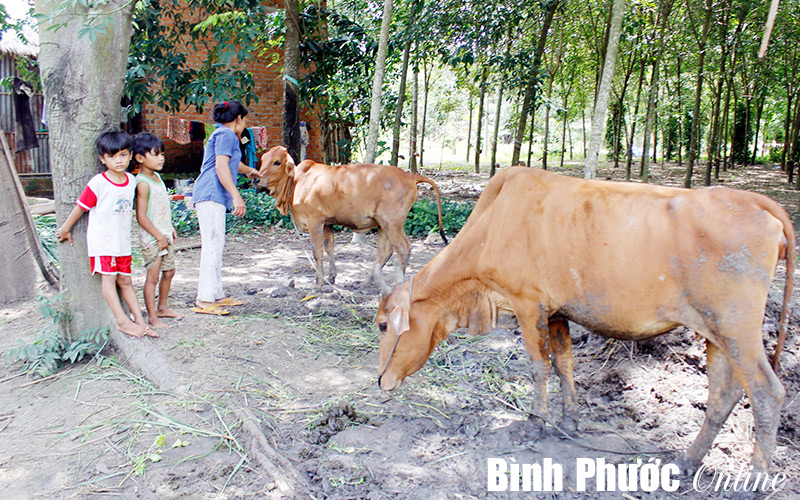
[376,167,794,476]
[256,146,447,294]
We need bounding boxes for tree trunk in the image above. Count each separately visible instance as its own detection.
[409,64,419,173]
[676,56,682,166]
[474,66,488,174]
[782,91,794,172]
[684,0,713,188]
[560,74,574,169]
[364,0,393,163]
[490,84,504,177]
[283,0,301,163]
[626,61,646,181]
[751,94,764,164]
[390,38,412,166]
[585,0,626,179]
[36,0,134,338]
[543,74,555,170]
[420,60,431,168]
[0,134,40,302]
[640,0,674,183]
[527,110,536,168]
[511,0,559,166]
[466,97,473,163]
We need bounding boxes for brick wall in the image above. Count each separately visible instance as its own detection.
[139,1,322,175]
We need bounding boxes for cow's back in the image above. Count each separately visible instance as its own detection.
[464,168,788,338]
[293,163,418,230]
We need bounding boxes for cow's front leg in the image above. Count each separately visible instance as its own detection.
[549,318,579,434]
[308,223,326,289]
[516,303,551,435]
[323,225,336,284]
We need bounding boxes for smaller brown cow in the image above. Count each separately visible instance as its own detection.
[376,167,794,477]
[256,146,447,294]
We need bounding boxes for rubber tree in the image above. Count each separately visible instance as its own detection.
[364,0,393,163]
[585,0,626,179]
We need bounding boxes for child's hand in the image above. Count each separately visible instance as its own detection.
[56,227,73,245]
[172,229,178,241]
[157,235,169,251]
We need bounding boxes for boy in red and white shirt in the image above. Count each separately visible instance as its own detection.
[57,130,153,338]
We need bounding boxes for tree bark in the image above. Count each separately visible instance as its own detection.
[585,0,626,179]
[420,60,431,168]
[390,38,412,166]
[36,0,134,339]
[283,0,301,162]
[511,0,559,166]
[409,64,419,173]
[364,0,393,163]
[684,0,713,188]
[0,134,40,302]
[490,84,504,177]
[626,61,646,180]
[474,66,488,173]
[640,0,675,183]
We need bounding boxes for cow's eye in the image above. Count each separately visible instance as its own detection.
[378,322,387,333]
[273,160,281,166]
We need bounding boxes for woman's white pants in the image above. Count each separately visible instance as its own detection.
[196,201,226,303]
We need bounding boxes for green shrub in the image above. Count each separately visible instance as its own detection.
[5,295,109,377]
[769,147,783,164]
[172,188,293,237]
[404,199,474,237]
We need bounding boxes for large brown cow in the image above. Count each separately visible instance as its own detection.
[256,146,447,294]
[376,166,794,476]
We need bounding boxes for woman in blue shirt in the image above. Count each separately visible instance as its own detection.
[193,100,260,315]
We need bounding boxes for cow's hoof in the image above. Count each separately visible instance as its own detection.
[319,284,334,293]
[674,454,702,477]
[558,417,578,437]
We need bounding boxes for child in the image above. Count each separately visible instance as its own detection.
[133,132,184,329]
[56,130,153,338]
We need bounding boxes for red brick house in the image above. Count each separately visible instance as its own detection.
[136,0,322,174]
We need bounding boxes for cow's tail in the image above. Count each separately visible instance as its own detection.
[766,200,796,373]
[414,175,449,245]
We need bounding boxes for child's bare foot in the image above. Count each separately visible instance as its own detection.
[117,320,147,338]
[156,307,184,320]
[145,327,160,338]
[148,318,172,330]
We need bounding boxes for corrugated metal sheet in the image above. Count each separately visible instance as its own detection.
[0,53,50,174]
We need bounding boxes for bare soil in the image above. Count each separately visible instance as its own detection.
[1,161,799,499]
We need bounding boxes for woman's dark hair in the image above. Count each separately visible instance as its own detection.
[96,130,133,156]
[132,132,165,162]
[212,100,248,124]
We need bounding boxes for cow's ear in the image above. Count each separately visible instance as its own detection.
[389,304,410,336]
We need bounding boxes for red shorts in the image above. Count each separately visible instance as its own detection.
[90,256,132,275]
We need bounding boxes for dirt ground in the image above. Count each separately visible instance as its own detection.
[1,161,800,499]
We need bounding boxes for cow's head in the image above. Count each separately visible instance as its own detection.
[256,146,296,215]
[376,280,448,391]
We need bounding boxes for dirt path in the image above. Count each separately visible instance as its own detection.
[1,162,799,499]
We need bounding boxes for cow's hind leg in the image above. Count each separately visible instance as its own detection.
[549,318,579,434]
[308,223,326,289]
[377,222,411,285]
[688,327,785,477]
[323,225,336,284]
[369,228,394,295]
[678,341,743,474]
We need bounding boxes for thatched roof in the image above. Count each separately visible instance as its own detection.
[0,25,38,58]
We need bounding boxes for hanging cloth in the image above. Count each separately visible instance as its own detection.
[241,128,258,168]
[250,126,268,149]
[167,117,191,145]
[13,78,38,152]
